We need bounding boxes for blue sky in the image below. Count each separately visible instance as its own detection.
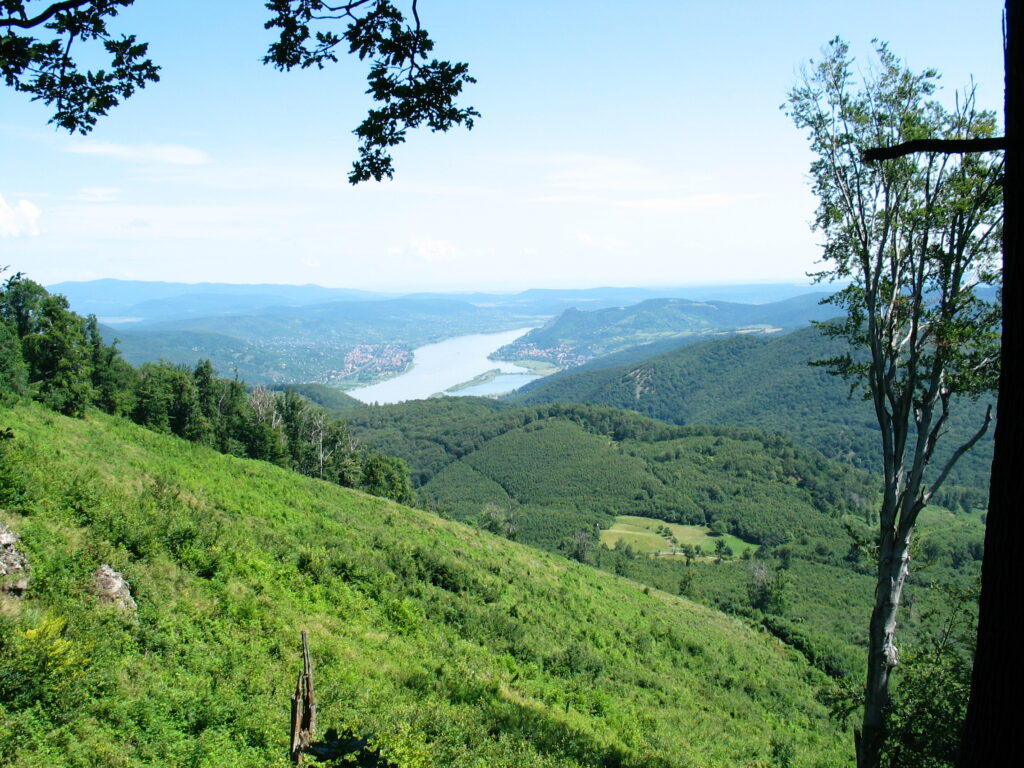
[0,0,1007,292]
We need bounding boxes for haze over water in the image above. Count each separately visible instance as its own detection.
[346,327,539,404]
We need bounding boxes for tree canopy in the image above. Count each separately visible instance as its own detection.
[0,0,477,182]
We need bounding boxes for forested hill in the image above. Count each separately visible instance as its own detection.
[508,325,995,503]
[491,293,833,369]
[345,399,877,551]
[0,403,849,766]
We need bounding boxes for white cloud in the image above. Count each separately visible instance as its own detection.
[0,194,41,237]
[65,141,211,166]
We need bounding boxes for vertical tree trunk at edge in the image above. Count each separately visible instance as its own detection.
[958,1,1024,764]
[859,534,912,768]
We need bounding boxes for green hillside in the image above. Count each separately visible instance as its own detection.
[509,325,995,499]
[492,294,833,369]
[0,403,849,767]
[346,399,984,687]
[347,400,876,551]
[269,382,366,417]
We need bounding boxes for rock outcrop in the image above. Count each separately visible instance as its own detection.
[0,520,29,595]
[90,564,137,612]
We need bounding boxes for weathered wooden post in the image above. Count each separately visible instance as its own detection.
[290,631,317,764]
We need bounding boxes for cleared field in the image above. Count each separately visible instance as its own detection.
[601,514,758,558]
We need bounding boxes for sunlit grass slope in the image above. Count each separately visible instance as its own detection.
[0,404,849,767]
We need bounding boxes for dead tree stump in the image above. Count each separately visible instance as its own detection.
[290,630,317,764]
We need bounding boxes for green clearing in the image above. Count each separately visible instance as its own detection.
[601,515,758,558]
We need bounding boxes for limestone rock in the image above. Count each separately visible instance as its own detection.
[0,520,29,595]
[91,564,137,612]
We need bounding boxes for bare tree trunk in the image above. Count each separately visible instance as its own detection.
[858,529,912,768]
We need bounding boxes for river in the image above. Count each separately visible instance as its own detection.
[346,327,541,404]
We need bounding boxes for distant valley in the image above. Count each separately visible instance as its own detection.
[55,279,836,390]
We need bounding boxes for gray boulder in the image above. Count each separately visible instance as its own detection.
[91,564,137,612]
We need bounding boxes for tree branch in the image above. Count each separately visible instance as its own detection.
[923,404,993,504]
[864,137,1009,162]
[0,1,92,29]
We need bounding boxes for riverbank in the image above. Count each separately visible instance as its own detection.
[346,327,540,404]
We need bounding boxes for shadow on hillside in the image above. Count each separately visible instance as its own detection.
[488,697,676,768]
[303,728,394,766]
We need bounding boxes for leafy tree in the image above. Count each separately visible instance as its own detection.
[1,0,476,182]
[477,502,518,540]
[0,272,47,339]
[20,292,92,416]
[713,538,732,563]
[360,453,413,504]
[131,362,174,433]
[84,315,136,416]
[0,319,27,400]
[748,560,788,615]
[787,40,1003,768]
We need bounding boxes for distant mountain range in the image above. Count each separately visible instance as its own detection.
[50,278,828,325]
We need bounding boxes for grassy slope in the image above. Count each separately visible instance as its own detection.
[0,404,849,768]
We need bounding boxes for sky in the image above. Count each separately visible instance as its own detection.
[0,0,1008,292]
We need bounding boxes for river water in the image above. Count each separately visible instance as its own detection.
[346,327,540,404]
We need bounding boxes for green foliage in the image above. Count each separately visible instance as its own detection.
[361,453,415,504]
[352,399,875,550]
[512,324,996,492]
[1,275,95,416]
[0,320,27,401]
[882,587,976,768]
[0,403,851,766]
[748,561,788,613]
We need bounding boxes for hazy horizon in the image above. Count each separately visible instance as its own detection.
[2,1,1004,291]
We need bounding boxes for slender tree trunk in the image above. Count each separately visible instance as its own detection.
[958,1,1024,763]
[859,528,912,768]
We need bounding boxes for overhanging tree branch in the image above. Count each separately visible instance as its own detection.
[0,1,92,29]
[864,137,1009,162]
